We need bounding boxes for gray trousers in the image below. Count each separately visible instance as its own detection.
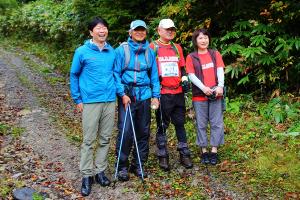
[193,99,224,147]
[80,102,115,177]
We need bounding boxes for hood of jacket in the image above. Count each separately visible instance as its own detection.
[127,37,149,54]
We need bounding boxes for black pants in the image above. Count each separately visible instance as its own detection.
[156,93,188,157]
[116,98,151,169]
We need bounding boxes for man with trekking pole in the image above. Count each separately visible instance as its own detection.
[113,19,160,181]
[149,19,193,171]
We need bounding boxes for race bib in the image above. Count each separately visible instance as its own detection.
[160,62,179,77]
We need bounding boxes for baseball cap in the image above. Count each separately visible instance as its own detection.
[130,20,148,30]
[158,19,176,29]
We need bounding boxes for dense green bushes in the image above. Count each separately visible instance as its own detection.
[0,0,17,13]
[0,0,299,96]
[158,0,300,96]
[0,0,75,45]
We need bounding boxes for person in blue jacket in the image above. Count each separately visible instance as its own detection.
[70,17,116,196]
[114,20,160,181]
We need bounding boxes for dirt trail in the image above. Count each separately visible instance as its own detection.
[0,45,247,199]
[0,47,140,199]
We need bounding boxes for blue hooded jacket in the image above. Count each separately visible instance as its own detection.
[114,37,160,101]
[70,40,116,104]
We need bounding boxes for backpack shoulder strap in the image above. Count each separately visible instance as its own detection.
[145,47,151,68]
[152,40,159,57]
[121,42,130,69]
[145,47,152,78]
[153,40,179,59]
[170,42,180,58]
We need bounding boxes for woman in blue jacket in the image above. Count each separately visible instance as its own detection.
[114,20,160,181]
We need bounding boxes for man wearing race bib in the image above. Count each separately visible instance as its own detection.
[150,19,193,171]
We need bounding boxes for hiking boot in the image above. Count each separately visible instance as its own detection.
[210,152,218,165]
[81,176,93,196]
[117,168,129,182]
[158,156,170,171]
[201,152,210,165]
[179,154,193,169]
[95,171,111,187]
[129,165,148,179]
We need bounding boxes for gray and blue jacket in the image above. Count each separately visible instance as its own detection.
[70,40,116,104]
[113,37,160,101]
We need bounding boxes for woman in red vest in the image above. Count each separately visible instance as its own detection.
[185,29,225,165]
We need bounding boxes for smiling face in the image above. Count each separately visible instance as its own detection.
[196,32,210,51]
[157,27,176,43]
[130,26,147,42]
[89,23,108,44]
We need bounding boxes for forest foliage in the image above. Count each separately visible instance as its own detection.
[0,0,299,97]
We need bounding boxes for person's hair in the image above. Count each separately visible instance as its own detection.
[88,17,109,31]
[192,28,211,50]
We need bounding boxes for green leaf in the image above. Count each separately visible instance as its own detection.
[250,35,271,47]
[223,44,243,55]
[258,56,276,65]
[241,47,267,59]
[293,39,300,50]
[274,112,283,124]
[225,64,242,79]
[251,24,275,34]
[234,20,251,30]
[237,75,249,85]
[286,132,300,137]
[221,31,241,41]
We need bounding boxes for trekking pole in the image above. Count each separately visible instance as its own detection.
[114,105,129,181]
[158,98,165,135]
[128,105,145,181]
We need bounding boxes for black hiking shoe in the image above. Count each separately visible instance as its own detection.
[210,152,218,165]
[158,156,170,171]
[95,171,111,187]
[117,168,129,182]
[129,165,148,179]
[201,152,210,164]
[180,154,193,169]
[81,176,93,196]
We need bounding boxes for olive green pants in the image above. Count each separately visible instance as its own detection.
[80,102,115,177]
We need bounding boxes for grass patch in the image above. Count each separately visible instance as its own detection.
[17,73,34,89]
[209,96,300,198]
[46,76,65,86]
[0,177,25,199]
[250,141,300,191]
[0,123,25,138]
[0,36,73,75]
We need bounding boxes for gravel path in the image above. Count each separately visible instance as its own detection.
[0,47,140,199]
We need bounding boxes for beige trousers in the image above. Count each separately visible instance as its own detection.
[80,102,115,177]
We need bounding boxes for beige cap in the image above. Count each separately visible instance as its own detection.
[158,19,176,29]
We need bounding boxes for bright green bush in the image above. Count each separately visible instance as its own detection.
[0,0,17,13]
